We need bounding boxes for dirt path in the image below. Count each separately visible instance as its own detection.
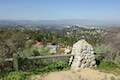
[30,68,120,80]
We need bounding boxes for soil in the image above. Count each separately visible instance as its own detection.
[30,68,120,80]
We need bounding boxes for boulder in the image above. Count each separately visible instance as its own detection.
[69,39,96,70]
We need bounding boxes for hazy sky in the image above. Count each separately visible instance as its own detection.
[0,0,120,20]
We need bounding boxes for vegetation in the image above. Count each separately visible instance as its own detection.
[2,72,26,80]
[0,26,120,79]
[0,61,70,80]
[98,61,120,75]
[32,61,70,74]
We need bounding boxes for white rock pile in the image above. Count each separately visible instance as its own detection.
[69,39,96,70]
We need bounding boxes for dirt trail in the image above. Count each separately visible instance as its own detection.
[30,68,120,80]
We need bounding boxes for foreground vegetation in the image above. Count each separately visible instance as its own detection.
[0,26,120,80]
[0,61,70,80]
[1,61,120,80]
[98,61,120,75]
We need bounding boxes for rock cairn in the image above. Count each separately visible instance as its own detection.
[69,39,96,70]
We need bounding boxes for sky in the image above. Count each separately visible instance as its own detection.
[0,0,120,21]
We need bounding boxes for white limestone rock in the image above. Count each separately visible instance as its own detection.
[70,39,96,70]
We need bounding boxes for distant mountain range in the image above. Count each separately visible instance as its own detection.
[0,19,120,27]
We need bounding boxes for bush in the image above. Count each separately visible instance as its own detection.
[19,54,70,71]
[95,45,113,54]
[33,61,70,74]
[98,61,119,70]
[94,44,114,62]
[4,72,26,80]
[46,61,70,71]
[21,46,50,57]
[98,61,120,75]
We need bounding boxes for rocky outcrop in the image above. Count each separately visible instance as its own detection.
[69,39,96,70]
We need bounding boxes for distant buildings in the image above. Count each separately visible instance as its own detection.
[47,43,59,54]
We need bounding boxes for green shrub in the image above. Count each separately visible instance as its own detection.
[4,72,26,80]
[33,61,70,74]
[46,61,70,71]
[94,44,113,62]
[95,44,113,55]
[98,61,119,70]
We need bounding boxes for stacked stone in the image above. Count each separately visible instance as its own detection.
[69,39,96,70]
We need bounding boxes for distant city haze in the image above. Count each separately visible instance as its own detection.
[0,0,120,21]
